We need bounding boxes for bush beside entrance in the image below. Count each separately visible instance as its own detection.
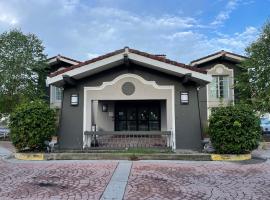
[209,105,261,154]
[9,100,56,151]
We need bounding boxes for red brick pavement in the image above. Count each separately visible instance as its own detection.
[0,160,117,200]
[124,161,270,200]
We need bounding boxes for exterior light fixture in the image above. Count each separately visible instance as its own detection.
[70,94,79,106]
[102,104,108,112]
[180,92,189,105]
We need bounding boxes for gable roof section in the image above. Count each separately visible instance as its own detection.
[47,54,81,66]
[190,50,247,66]
[47,47,212,86]
[49,49,125,77]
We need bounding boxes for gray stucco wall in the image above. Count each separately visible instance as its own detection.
[58,64,204,150]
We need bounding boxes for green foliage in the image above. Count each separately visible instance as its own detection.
[9,100,56,151]
[209,105,261,154]
[0,29,48,114]
[236,21,270,112]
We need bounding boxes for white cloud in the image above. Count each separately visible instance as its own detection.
[59,0,80,14]
[87,7,197,30]
[211,0,239,26]
[211,26,258,51]
[0,1,260,64]
[162,31,202,40]
[0,2,19,26]
[0,14,18,25]
[87,53,100,59]
[162,26,258,62]
[153,16,197,29]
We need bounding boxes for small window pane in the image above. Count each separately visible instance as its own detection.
[55,87,62,101]
[116,121,127,131]
[138,120,148,131]
[117,110,126,120]
[138,107,148,120]
[149,121,159,130]
[149,107,159,120]
[127,108,136,120]
[127,121,137,131]
[210,76,229,99]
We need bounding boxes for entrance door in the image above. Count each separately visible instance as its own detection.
[115,101,161,131]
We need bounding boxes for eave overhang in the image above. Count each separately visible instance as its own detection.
[46,48,212,87]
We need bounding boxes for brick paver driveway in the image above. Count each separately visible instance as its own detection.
[0,160,117,200]
[1,158,270,200]
[124,161,270,200]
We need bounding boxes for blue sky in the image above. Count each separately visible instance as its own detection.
[0,0,268,63]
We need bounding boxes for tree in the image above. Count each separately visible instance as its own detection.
[236,21,270,112]
[0,29,48,114]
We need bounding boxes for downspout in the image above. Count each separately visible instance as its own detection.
[196,87,203,141]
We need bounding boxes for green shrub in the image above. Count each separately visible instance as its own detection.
[9,100,56,151]
[209,105,261,154]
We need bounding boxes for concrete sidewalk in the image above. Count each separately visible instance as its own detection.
[0,146,13,159]
[252,149,270,160]
[252,142,270,160]
[0,141,14,159]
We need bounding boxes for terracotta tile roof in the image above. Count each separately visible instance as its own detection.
[49,48,206,77]
[190,50,247,64]
[128,48,206,74]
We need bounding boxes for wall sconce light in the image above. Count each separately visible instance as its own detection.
[102,104,108,112]
[180,92,189,105]
[70,94,79,106]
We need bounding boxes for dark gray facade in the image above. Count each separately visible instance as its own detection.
[59,64,205,150]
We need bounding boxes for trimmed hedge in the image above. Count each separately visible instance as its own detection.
[209,105,261,154]
[9,100,56,151]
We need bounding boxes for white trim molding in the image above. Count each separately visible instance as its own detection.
[83,73,176,150]
[190,51,246,66]
[46,48,211,86]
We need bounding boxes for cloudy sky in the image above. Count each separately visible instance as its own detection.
[0,0,268,63]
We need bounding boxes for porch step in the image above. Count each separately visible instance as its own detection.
[44,152,211,161]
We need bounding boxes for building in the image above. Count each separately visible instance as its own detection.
[46,48,245,150]
[46,47,212,150]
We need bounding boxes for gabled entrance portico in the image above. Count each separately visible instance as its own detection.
[83,73,175,149]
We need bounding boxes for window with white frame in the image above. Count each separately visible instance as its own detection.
[55,87,62,101]
[210,75,229,99]
[51,86,62,102]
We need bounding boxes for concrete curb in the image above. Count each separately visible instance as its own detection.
[211,153,251,161]
[45,153,212,161]
[14,153,44,161]
[13,152,212,161]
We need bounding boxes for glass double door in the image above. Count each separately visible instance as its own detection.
[115,101,161,131]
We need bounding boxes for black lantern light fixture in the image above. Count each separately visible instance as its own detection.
[70,94,79,106]
[180,91,189,105]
